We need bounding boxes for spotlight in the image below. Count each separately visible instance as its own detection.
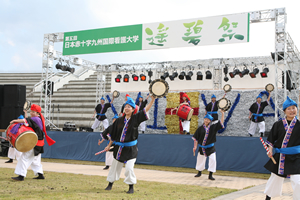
[169,72,178,81]
[224,76,229,82]
[271,52,284,62]
[124,74,129,82]
[148,69,153,77]
[249,68,259,78]
[205,70,212,79]
[196,71,203,80]
[179,71,186,80]
[160,72,169,80]
[132,74,139,81]
[140,74,146,81]
[115,74,122,83]
[223,65,229,74]
[56,63,63,70]
[185,71,193,80]
[56,63,75,73]
[260,68,269,78]
[239,68,249,77]
[229,68,240,78]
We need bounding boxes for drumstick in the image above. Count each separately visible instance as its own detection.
[259,137,276,164]
[95,146,113,155]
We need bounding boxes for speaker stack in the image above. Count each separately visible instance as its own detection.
[0,85,26,130]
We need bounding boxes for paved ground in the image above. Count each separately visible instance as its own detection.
[0,161,293,199]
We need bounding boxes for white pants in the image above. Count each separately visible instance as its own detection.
[181,120,190,132]
[248,121,265,136]
[14,149,43,177]
[139,121,146,132]
[107,158,137,185]
[105,151,114,166]
[195,152,216,173]
[91,118,109,130]
[264,173,300,199]
[8,147,22,160]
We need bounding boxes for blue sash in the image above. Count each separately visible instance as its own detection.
[198,143,214,149]
[114,140,137,148]
[275,145,300,155]
[252,113,263,120]
[97,113,106,116]
[207,111,218,115]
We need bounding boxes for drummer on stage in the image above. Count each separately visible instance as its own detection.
[205,94,225,121]
[104,96,155,194]
[98,114,119,170]
[171,93,191,135]
[248,92,271,137]
[192,110,225,180]
[136,93,150,134]
[91,96,114,131]
[263,97,300,200]
[10,104,55,181]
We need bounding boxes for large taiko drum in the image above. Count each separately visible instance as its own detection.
[6,123,38,152]
[176,105,194,121]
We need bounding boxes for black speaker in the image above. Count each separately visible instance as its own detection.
[3,85,26,107]
[0,106,23,129]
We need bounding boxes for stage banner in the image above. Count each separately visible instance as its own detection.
[63,13,249,55]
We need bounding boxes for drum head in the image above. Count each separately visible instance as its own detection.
[186,109,194,121]
[15,131,38,152]
[149,79,169,98]
[223,84,232,92]
[218,98,228,109]
[112,90,120,98]
[23,100,31,111]
[265,83,274,92]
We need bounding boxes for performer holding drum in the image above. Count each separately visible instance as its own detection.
[9,104,55,181]
[248,90,271,137]
[136,93,150,134]
[205,93,226,121]
[91,96,114,131]
[192,110,225,180]
[263,97,300,200]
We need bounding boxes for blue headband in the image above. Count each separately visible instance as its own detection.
[204,114,214,121]
[211,94,216,99]
[138,94,143,99]
[124,97,136,108]
[256,95,262,99]
[112,114,119,120]
[283,96,298,111]
[100,97,105,101]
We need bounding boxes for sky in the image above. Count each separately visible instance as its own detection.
[0,0,299,73]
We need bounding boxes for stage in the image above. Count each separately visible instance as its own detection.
[43,131,269,174]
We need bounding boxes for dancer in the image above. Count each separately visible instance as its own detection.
[264,97,300,200]
[171,93,191,135]
[10,104,55,181]
[136,93,149,134]
[98,114,119,170]
[192,109,225,180]
[248,92,271,137]
[205,94,225,121]
[104,96,155,194]
[91,96,114,131]
[119,94,130,116]
[5,146,22,163]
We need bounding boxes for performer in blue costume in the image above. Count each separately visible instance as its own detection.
[264,97,300,200]
[205,94,225,121]
[91,96,114,131]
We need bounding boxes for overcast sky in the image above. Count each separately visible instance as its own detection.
[0,0,299,73]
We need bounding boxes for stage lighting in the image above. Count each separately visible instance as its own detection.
[239,68,249,78]
[124,74,129,82]
[148,69,153,77]
[205,70,212,79]
[249,68,259,78]
[132,74,139,81]
[260,68,269,78]
[229,68,241,78]
[160,72,169,80]
[223,65,228,74]
[140,74,146,81]
[224,76,229,82]
[196,71,203,80]
[185,71,193,80]
[271,52,284,62]
[169,72,178,81]
[56,63,63,70]
[115,74,122,83]
[179,71,186,80]
[56,63,75,73]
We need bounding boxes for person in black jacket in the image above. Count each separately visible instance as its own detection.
[136,93,149,133]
